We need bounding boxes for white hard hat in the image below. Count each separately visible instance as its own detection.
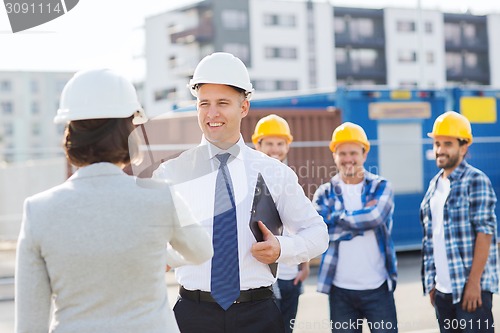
[54,68,147,125]
[188,52,254,100]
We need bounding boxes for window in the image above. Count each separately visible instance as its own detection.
[5,143,14,162]
[264,14,296,27]
[463,23,476,39]
[265,47,276,59]
[221,10,247,29]
[334,17,347,34]
[32,123,41,136]
[280,15,296,27]
[308,58,317,88]
[31,101,40,114]
[0,80,12,92]
[253,80,277,91]
[30,80,39,93]
[168,55,177,69]
[426,52,434,64]
[264,14,278,26]
[464,52,478,68]
[446,53,462,75]
[425,21,433,33]
[352,18,374,38]
[281,47,297,59]
[223,44,249,63]
[351,49,377,68]
[265,47,297,59]
[4,123,13,136]
[1,101,13,114]
[397,20,416,32]
[278,80,298,91]
[398,50,417,63]
[335,48,347,64]
[154,88,176,101]
[444,23,461,45]
[167,23,179,34]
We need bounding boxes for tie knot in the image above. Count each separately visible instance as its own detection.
[216,153,231,167]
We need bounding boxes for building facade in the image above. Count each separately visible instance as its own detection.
[0,71,73,163]
[144,0,500,115]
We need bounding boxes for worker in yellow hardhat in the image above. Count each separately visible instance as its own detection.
[252,114,308,333]
[328,121,370,154]
[313,121,398,330]
[328,122,370,182]
[252,114,293,162]
[421,111,497,332]
[427,110,473,144]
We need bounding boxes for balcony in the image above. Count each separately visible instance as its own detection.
[170,18,214,44]
[335,34,385,48]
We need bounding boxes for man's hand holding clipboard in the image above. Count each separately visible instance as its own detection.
[249,173,283,277]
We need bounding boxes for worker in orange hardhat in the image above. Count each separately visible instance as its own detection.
[252,114,308,333]
[313,122,398,332]
[15,68,213,333]
[421,111,498,333]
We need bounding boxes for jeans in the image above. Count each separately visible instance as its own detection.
[329,282,398,333]
[278,278,303,333]
[434,289,494,333]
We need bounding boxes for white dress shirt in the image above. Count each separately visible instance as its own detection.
[153,136,328,291]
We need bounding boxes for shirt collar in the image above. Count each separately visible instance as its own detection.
[200,135,245,161]
[68,162,125,181]
[332,168,373,186]
[447,159,468,182]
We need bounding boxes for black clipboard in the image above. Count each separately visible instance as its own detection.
[249,173,283,277]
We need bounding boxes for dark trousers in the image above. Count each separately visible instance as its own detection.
[434,290,494,333]
[277,278,302,333]
[329,282,398,333]
[174,296,285,333]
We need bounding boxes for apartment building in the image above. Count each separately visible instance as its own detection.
[144,0,500,115]
[0,71,73,163]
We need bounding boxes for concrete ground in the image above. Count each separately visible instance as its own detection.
[2,247,499,332]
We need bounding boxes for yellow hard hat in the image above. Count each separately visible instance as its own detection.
[329,122,370,153]
[252,114,293,145]
[428,111,473,145]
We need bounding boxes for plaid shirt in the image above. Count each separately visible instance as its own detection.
[420,160,499,304]
[313,170,397,294]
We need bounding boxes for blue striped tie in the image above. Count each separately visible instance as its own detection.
[211,153,240,310]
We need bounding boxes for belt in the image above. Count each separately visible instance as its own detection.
[179,286,273,304]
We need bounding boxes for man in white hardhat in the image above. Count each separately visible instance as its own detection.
[16,68,213,333]
[153,52,328,333]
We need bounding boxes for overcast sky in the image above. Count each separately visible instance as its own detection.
[0,0,498,81]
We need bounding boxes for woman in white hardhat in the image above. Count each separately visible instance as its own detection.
[15,68,212,333]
